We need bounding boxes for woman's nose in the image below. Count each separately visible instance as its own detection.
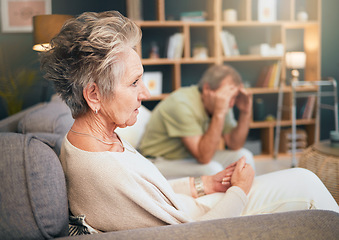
[139,81,151,100]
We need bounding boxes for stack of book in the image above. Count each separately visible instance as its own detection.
[255,62,281,88]
[220,30,240,56]
[180,11,206,22]
[166,33,184,59]
[279,128,308,153]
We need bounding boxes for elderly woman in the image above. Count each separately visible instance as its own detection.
[40,11,339,232]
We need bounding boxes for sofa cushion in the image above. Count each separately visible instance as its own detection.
[0,133,69,239]
[115,105,151,148]
[18,96,74,136]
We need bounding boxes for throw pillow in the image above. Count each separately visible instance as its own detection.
[18,96,74,136]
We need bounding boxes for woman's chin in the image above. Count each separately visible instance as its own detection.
[119,118,137,128]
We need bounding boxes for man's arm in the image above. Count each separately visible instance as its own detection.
[182,81,239,164]
[224,88,252,150]
[182,112,226,164]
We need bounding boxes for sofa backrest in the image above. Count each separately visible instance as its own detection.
[0,94,152,153]
[0,133,69,239]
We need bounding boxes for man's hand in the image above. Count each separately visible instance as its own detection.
[202,80,239,118]
[235,87,252,114]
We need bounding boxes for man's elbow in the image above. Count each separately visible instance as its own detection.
[228,144,242,151]
[196,155,212,165]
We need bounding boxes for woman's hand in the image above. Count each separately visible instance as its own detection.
[201,161,237,195]
[230,156,254,195]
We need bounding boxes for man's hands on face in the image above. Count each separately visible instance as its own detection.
[235,87,252,114]
[202,82,239,118]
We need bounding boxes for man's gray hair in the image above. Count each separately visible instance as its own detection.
[198,65,242,92]
[40,11,141,118]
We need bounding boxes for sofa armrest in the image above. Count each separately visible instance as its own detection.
[58,210,339,240]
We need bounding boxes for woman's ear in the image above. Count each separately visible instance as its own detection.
[83,83,101,112]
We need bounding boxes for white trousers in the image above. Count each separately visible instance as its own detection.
[151,148,255,179]
[197,168,339,215]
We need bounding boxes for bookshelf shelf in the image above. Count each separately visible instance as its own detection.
[130,0,321,158]
[221,21,282,27]
[222,55,283,62]
[137,21,216,27]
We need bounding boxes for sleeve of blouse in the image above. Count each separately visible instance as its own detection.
[197,186,248,220]
[168,177,192,196]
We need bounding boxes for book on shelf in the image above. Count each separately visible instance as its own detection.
[126,0,143,21]
[255,64,273,87]
[268,61,281,88]
[255,65,270,87]
[220,30,240,57]
[180,11,206,22]
[255,62,281,88]
[301,95,316,119]
[166,33,184,59]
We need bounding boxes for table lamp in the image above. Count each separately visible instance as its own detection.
[285,51,306,83]
[33,14,73,51]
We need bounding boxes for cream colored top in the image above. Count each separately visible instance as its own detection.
[60,136,248,232]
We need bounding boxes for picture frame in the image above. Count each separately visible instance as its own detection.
[257,0,277,22]
[142,72,163,96]
[1,0,52,33]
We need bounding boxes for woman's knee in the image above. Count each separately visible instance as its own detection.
[289,167,318,180]
[281,167,327,194]
[291,167,324,185]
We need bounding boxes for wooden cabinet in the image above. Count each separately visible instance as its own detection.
[132,0,321,158]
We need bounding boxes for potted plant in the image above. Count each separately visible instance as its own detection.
[0,49,37,116]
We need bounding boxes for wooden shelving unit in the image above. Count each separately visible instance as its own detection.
[132,0,321,158]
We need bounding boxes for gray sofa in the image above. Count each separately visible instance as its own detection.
[1,97,339,240]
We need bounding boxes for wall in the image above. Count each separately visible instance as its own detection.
[0,0,126,119]
[0,0,338,140]
[320,0,339,139]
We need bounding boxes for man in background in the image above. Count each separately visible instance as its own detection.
[139,64,255,179]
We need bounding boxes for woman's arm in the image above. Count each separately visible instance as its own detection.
[170,157,253,198]
[168,177,192,196]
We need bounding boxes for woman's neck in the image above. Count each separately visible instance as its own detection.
[68,113,123,152]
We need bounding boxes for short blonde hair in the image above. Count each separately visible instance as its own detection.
[40,11,141,118]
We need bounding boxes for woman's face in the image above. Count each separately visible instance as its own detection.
[104,47,150,128]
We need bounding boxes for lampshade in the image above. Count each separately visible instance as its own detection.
[33,14,73,51]
[285,52,306,69]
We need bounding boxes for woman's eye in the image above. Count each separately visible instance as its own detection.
[131,79,139,87]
